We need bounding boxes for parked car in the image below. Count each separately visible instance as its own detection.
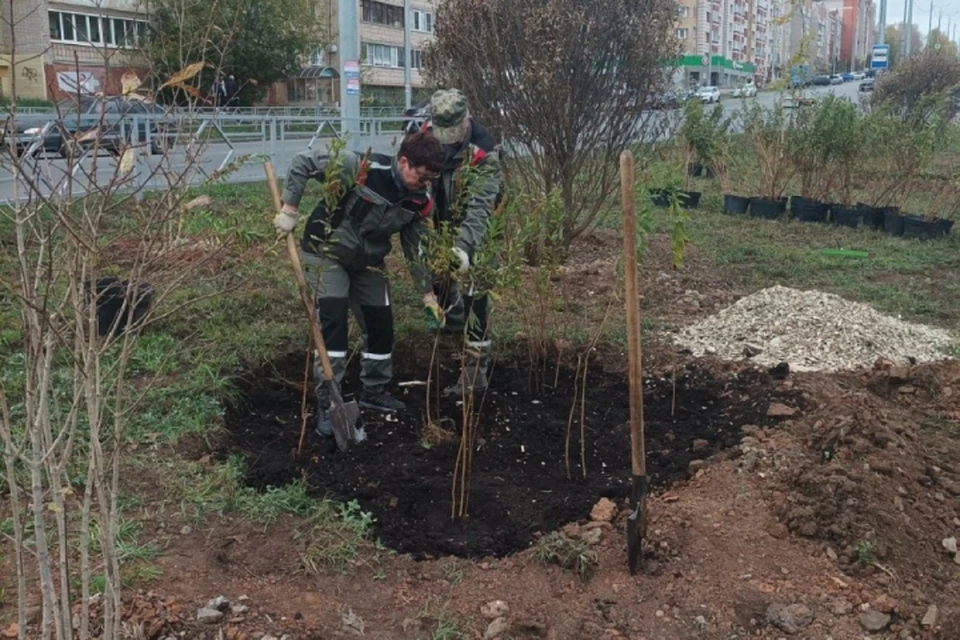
[4,95,171,158]
[648,91,682,109]
[401,98,431,135]
[859,78,876,92]
[733,82,757,98]
[695,85,721,104]
[840,72,855,82]
[866,69,877,78]
[812,75,831,86]
[852,71,866,80]
[829,74,843,85]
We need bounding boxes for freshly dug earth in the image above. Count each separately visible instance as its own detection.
[676,285,956,372]
[223,340,801,559]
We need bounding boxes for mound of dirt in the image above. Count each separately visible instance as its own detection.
[769,360,960,615]
[222,342,801,559]
[674,285,956,372]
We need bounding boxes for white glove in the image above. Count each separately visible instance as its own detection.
[451,246,470,274]
[273,205,299,235]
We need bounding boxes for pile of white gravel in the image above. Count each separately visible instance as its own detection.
[674,285,957,372]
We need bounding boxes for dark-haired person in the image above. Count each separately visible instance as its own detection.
[273,132,447,437]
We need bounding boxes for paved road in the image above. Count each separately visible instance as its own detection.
[0,81,865,203]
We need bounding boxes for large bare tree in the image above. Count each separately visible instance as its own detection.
[426,0,679,251]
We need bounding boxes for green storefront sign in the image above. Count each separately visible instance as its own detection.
[678,54,755,74]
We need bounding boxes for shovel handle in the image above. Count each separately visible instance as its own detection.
[264,161,336,383]
[620,151,645,477]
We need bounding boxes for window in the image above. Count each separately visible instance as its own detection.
[361,0,404,28]
[363,42,404,67]
[309,46,327,67]
[676,28,688,39]
[411,49,423,69]
[413,10,433,32]
[48,10,146,47]
[677,6,690,18]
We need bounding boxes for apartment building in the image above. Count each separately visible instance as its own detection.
[677,0,757,88]
[0,0,148,101]
[824,0,874,68]
[286,0,436,106]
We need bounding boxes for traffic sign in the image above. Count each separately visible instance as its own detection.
[701,54,710,67]
[871,44,890,69]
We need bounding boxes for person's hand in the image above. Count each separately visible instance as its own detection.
[273,204,299,235]
[450,247,470,274]
[423,292,445,330]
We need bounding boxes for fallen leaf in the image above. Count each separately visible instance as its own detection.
[2,623,19,639]
[160,62,208,90]
[121,72,142,95]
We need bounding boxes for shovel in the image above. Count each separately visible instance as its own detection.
[264,162,364,452]
[620,151,648,575]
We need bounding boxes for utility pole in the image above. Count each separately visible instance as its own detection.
[878,0,886,44]
[928,0,933,46]
[906,0,914,56]
[338,0,361,150]
[902,1,909,56]
[403,0,412,110]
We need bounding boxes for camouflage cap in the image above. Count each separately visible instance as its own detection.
[429,89,468,145]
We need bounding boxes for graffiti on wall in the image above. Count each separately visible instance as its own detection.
[20,66,39,83]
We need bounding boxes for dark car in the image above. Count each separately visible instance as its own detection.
[812,75,831,86]
[840,72,855,82]
[402,98,431,135]
[4,95,171,158]
[648,91,681,109]
[859,78,876,92]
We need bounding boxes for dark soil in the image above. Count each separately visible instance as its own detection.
[222,339,801,559]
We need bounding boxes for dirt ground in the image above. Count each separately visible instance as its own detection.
[3,230,959,640]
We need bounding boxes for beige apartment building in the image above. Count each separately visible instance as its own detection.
[0,0,148,102]
[284,0,437,106]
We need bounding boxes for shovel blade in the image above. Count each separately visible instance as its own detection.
[626,474,647,575]
[329,399,360,452]
[627,510,640,575]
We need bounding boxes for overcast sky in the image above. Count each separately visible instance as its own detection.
[884,0,960,38]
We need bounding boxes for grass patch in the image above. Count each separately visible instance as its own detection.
[416,601,472,640]
[534,532,598,581]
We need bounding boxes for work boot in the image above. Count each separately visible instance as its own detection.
[315,389,333,438]
[444,350,489,398]
[359,389,406,413]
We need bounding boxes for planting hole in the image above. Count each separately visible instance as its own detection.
[222,341,798,559]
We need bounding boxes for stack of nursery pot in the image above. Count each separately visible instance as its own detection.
[741,101,793,221]
[830,203,862,228]
[902,182,960,240]
[723,193,750,215]
[750,196,788,219]
[790,195,829,223]
[856,203,889,231]
[883,208,906,236]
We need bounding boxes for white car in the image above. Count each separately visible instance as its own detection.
[852,71,866,80]
[733,83,757,98]
[696,86,721,103]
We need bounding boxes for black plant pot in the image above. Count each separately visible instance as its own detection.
[687,163,703,177]
[903,215,950,240]
[831,205,861,228]
[650,189,701,209]
[790,195,818,210]
[749,197,788,220]
[883,209,905,236]
[937,219,955,235]
[793,200,829,223]
[723,194,751,215]
[856,203,886,230]
[85,277,153,337]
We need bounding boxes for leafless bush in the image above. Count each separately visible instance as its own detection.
[873,49,960,123]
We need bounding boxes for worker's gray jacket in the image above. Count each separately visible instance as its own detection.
[282,149,433,293]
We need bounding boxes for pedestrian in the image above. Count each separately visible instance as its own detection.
[226,74,240,108]
[419,89,503,397]
[273,132,447,437]
[213,74,227,107]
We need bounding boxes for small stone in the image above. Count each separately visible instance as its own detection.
[741,425,761,436]
[872,595,896,614]
[742,452,759,473]
[766,603,814,634]
[233,605,250,614]
[561,523,582,539]
[688,460,706,474]
[692,439,709,453]
[767,403,797,418]
[481,601,510,620]
[859,610,891,632]
[888,366,910,384]
[921,605,938,628]
[205,596,231,612]
[826,548,838,561]
[590,498,617,523]
[743,344,763,358]
[829,598,853,616]
[655,610,664,618]
[261,635,278,640]
[768,523,789,539]
[484,617,509,639]
[942,537,958,555]
[197,608,224,624]
[2,624,20,639]
[180,525,193,535]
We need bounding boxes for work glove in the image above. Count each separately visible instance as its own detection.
[450,246,470,275]
[273,205,299,236]
[423,293,445,330]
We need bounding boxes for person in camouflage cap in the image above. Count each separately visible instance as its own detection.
[419,89,503,397]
